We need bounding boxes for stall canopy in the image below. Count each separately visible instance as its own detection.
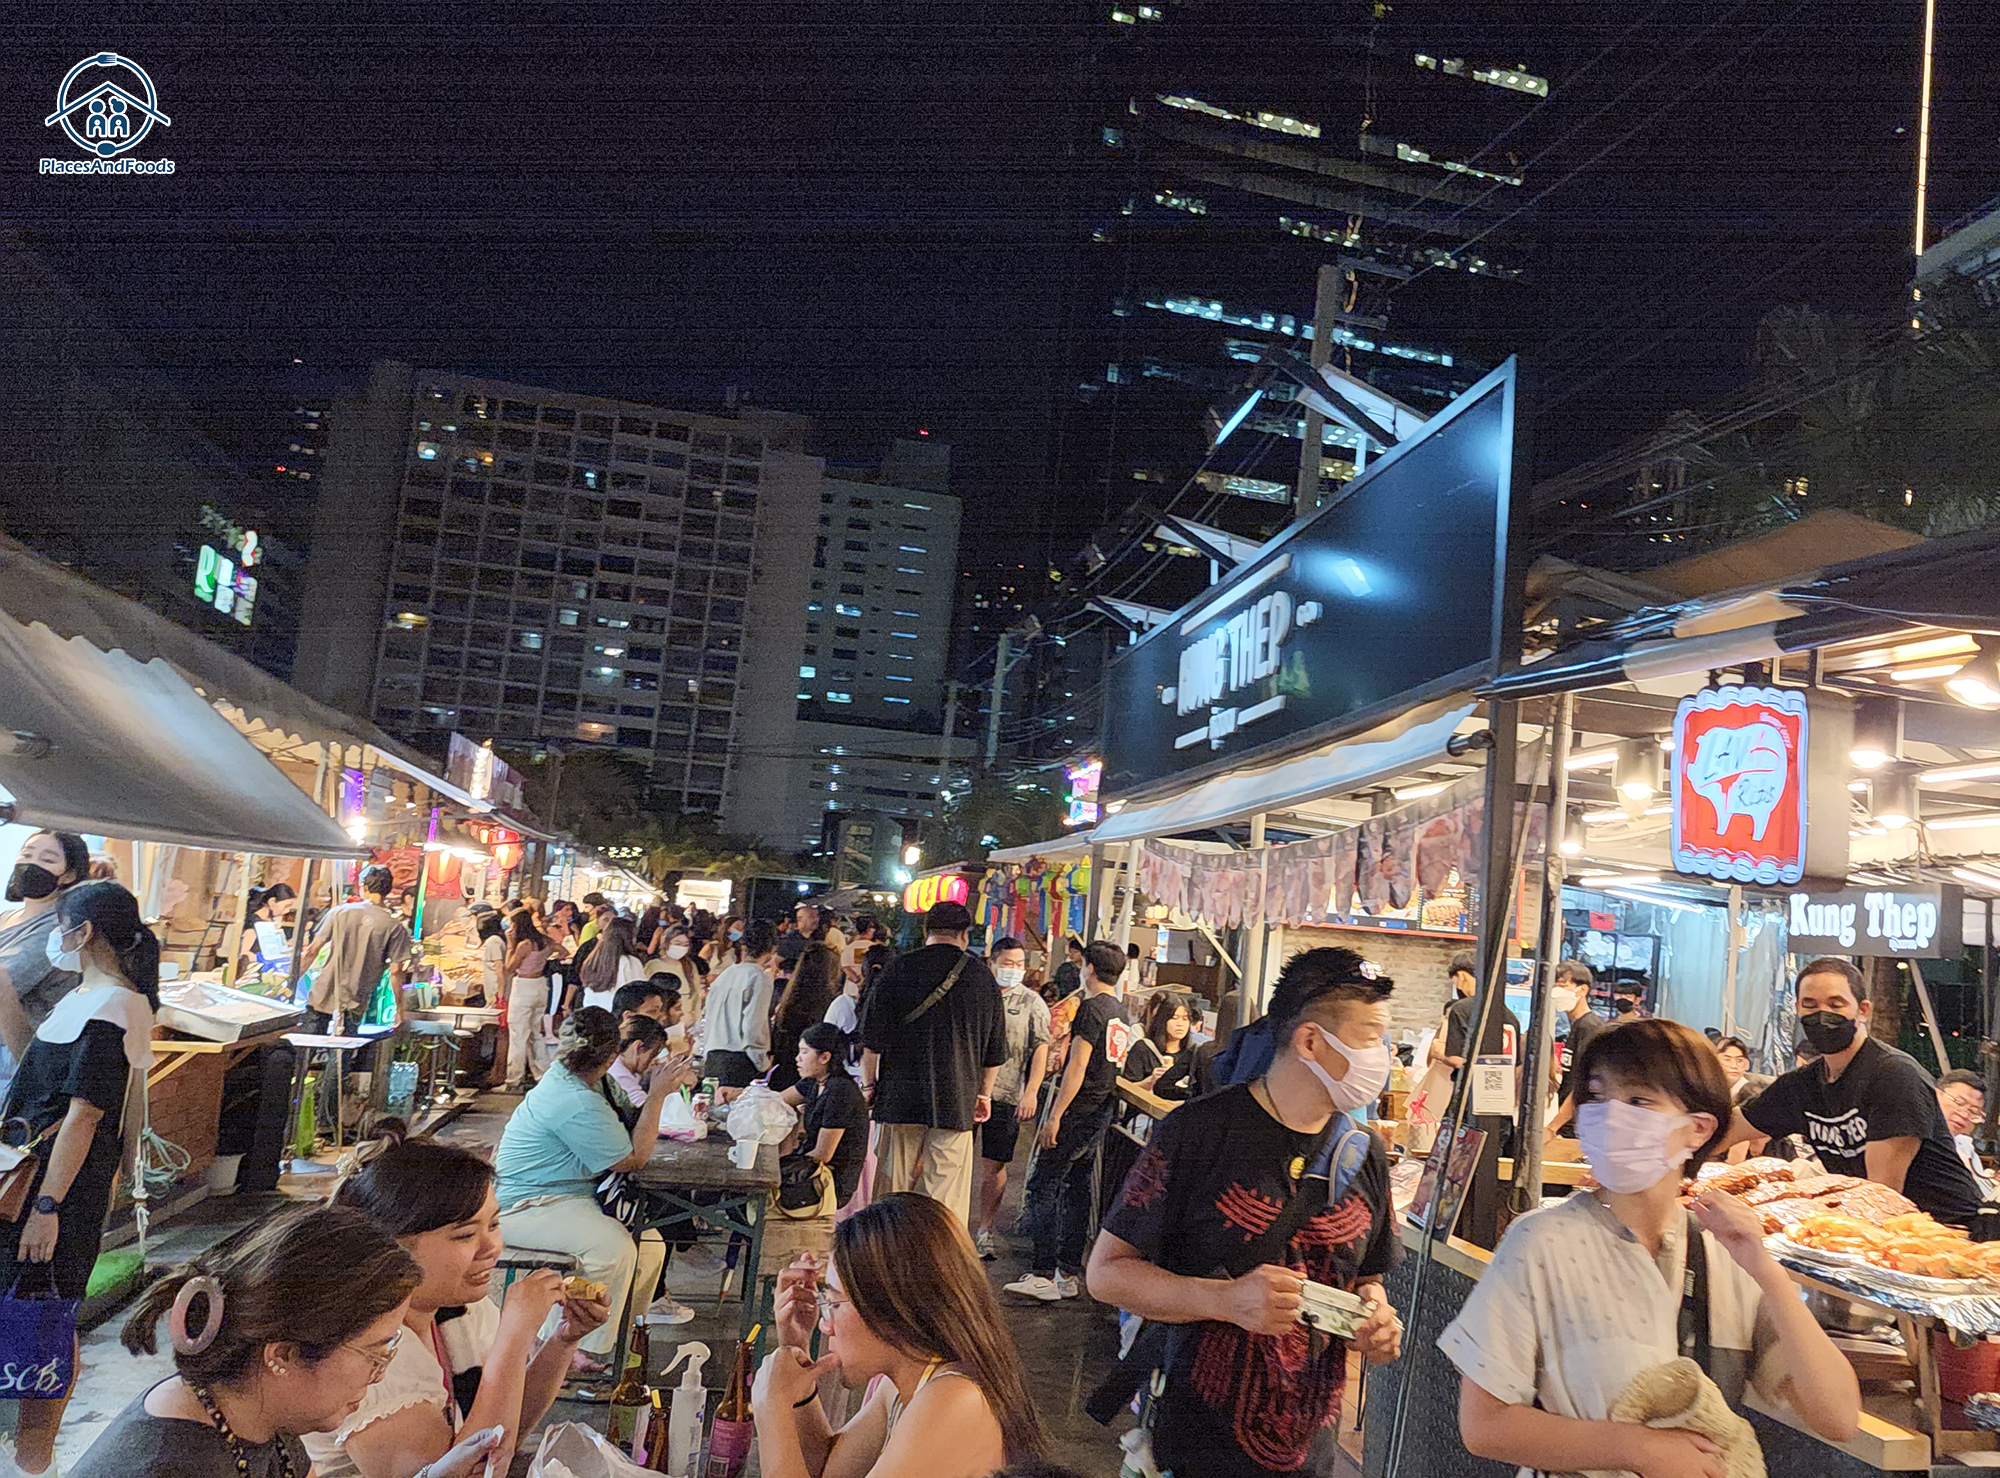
[1484,523,2000,701]
[985,832,1094,865]
[1089,698,1477,844]
[0,613,363,858]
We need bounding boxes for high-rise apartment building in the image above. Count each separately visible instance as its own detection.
[295,362,820,822]
[798,442,960,731]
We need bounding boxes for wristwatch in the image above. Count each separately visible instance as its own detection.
[32,1195,59,1216]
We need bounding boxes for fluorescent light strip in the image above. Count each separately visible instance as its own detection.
[1920,759,2000,784]
[1951,866,2000,892]
[1925,812,2000,831]
[1839,633,1979,671]
[1890,663,1963,682]
[1393,780,1449,800]
[1564,748,1618,772]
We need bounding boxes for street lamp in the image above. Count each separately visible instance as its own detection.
[902,843,922,867]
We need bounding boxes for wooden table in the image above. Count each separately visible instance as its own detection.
[1495,1156,1591,1188]
[633,1130,780,1341]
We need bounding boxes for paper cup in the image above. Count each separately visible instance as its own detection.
[729,1138,760,1170]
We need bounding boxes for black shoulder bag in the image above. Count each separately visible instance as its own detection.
[1678,1209,1712,1376]
[1084,1123,1336,1425]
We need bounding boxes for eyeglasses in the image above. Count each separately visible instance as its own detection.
[1942,1091,1984,1116]
[342,1328,403,1382]
[813,1287,851,1326]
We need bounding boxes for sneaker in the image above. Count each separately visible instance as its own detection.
[1055,1272,1081,1299]
[674,1244,727,1279]
[975,1229,998,1261]
[1002,1273,1064,1302]
[647,1295,697,1325]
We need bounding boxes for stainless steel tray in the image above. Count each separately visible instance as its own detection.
[157,980,306,1043]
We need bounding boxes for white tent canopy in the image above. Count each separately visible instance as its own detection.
[0,614,363,859]
[1089,699,1478,844]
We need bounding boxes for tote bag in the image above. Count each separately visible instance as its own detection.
[0,1272,77,1398]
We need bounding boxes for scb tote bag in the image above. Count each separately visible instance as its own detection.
[0,1270,78,1399]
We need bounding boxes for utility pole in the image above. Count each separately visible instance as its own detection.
[984,631,1011,770]
[1294,262,1345,522]
[938,680,959,803]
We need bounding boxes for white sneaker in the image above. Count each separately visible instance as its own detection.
[1002,1273,1064,1302]
[975,1229,998,1260]
[1055,1272,1081,1299]
[647,1296,697,1325]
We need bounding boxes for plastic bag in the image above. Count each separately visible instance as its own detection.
[659,1089,706,1143]
[528,1422,653,1478]
[726,1083,797,1145]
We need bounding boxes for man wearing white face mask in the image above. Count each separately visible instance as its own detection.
[975,936,1051,1259]
[1444,1018,1861,1478]
[1543,959,1610,1142]
[1085,948,1404,1478]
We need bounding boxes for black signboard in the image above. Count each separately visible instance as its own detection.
[1785,883,1963,958]
[1102,361,1515,795]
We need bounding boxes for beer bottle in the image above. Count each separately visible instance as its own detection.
[703,1326,759,1478]
[607,1346,648,1451]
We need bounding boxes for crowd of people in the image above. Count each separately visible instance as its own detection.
[1,834,1993,1478]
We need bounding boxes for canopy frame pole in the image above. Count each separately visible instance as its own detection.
[1908,958,1952,1074]
[219,852,254,989]
[1511,692,1572,1215]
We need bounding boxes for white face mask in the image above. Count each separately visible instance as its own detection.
[46,923,83,975]
[1549,986,1580,1014]
[994,965,1026,990]
[1299,1027,1393,1114]
[666,944,689,960]
[1576,1098,1694,1195]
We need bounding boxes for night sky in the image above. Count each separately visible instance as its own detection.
[6,2,1998,576]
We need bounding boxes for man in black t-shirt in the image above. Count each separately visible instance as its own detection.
[858,900,1006,1227]
[1087,947,1405,1478]
[1430,951,1519,1081]
[1725,956,1990,1232]
[1005,940,1134,1303]
[1543,959,1610,1140]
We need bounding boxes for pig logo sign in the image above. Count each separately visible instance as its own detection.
[1671,685,1809,885]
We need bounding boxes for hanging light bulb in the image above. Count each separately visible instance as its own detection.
[1613,739,1662,802]
[1849,694,1902,770]
[1946,640,2000,711]
[1872,766,1920,830]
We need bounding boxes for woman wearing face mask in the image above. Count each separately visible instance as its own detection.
[0,880,160,1475]
[0,831,91,1107]
[1717,957,1992,1233]
[319,1127,610,1478]
[1120,993,1197,1102]
[704,915,748,972]
[76,1204,504,1478]
[1443,1019,1860,1478]
[647,927,701,1020]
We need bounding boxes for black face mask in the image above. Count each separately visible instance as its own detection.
[4,864,60,903]
[1614,996,1639,1014]
[1798,1010,1859,1056]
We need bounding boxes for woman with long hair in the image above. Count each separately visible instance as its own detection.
[578,917,644,1013]
[704,915,749,972]
[494,1008,693,1374]
[0,830,91,1106]
[318,1127,610,1477]
[636,905,664,959]
[0,880,159,1476]
[77,1205,503,1478]
[1120,992,1197,1102]
[501,911,555,1092]
[755,1193,1045,1477]
[648,926,701,1023]
[474,911,510,1009]
[770,943,841,1092]
[779,1023,870,1208]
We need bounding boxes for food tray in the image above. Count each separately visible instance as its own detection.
[1852,1262,1996,1296]
[1765,1241,2000,1338]
[1772,1232,1871,1271]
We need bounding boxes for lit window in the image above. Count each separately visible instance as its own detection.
[898,545,927,554]
[896,566,922,575]
[885,696,911,704]
[416,441,440,461]
[518,631,543,650]
[890,631,918,640]
[887,674,913,683]
[799,665,816,678]
[903,502,930,511]
[390,611,428,630]
[558,609,580,626]
[834,603,861,617]
[892,609,919,618]
[826,692,853,704]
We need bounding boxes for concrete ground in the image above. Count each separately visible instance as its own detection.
[50,1092,1128,1476]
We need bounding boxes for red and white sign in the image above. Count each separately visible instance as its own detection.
[1670,685,1809,885]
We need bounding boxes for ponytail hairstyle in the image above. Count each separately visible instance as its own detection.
[55,880,161,1009]
[123,1204,419,1385]
[332,1119,495,1237]
[557,1005,622,1076]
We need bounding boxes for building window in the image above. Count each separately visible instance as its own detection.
[518,631,544,651]
[825,692,853,704]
